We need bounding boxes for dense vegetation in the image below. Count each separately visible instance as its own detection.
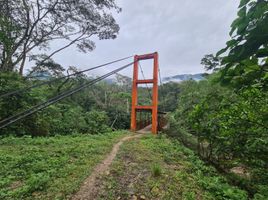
[0,68,156,136]
[166,0,268,198]
[168,79,267,198]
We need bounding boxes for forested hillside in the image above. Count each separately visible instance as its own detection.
[0,72,129,135]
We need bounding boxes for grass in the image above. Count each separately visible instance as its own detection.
[97,134,248,200]
[151,163,162,177]
[0,131,128,200]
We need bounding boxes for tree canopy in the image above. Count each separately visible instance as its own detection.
[0,0,120,74]
[208,0,268,89]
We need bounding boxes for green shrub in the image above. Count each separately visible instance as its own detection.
[84,110,111,134]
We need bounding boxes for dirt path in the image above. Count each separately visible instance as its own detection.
[71,133,146,200]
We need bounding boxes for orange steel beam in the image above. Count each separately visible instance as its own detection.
[130,52,159,134]
[135,53,155,60]
[135,105,153,110]
[130,55,139,132]
[151,52,158,134]
[136,79,154,84]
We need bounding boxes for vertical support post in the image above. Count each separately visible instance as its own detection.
[139,111,142,129]
[151,53,158,134]
[146,112,149,126]
[130,56,138,132]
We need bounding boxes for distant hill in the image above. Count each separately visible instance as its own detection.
[105,73,206,85]
[26,71,206,84]
[162,73,206,83]
[26,71,52,80]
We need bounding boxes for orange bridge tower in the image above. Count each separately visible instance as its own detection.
[130,52,159,134]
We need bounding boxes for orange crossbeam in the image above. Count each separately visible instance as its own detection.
[136,79,154,84]
[135,105,153,110]
[135,53,155,60]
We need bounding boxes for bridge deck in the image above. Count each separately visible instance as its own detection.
[136,124,152,134]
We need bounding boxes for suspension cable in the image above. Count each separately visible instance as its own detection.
[158,66,163,86]
[0,55,133,99]
[158,66,166,111]
[0,62,134,129]
[138,62,152,100]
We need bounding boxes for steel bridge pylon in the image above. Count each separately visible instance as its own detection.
[130,52,159,134]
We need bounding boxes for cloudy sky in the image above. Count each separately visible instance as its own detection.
[49,0,239,78]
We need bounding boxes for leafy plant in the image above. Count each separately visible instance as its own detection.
[215,0,268,89]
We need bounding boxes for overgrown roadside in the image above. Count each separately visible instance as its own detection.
[96,135,248,200]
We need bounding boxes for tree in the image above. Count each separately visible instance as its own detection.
[158,82,181,112]
[0,0,121,75]
[27,56,64,78]
[201,54,222,71]
[171,78,268,197]
[216,0,268,89]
